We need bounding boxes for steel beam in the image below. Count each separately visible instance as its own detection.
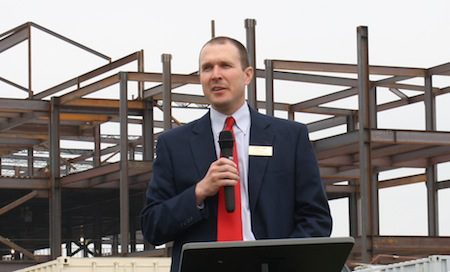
[291,87,357,112]
[141,71,199,100]
[0,112,46,131]
[302,106,353,116]
[379,174,426,189]
[31,22,110,61]
[388,87,408,99]
[59,74,120,104]
[0,25,29,53]
[271,59,426,77]
[371,236,450,255]
[390,146,450,167]
[0,137,41,145]
[0,98,49,111]
[307,116,347,133]
[314,131,359,152]
[320,167,360,180]
[371,130,450,145]
[0,178,48,189]
[0,76,29,93]
[61,162,120,186]
[34,50,139,100]
[0,190,39,216]
[428,62,450,76]
[0,234,38,261]
[271,70,358,87]
[437,179,450,190]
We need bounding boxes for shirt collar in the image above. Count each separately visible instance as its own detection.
[210,103,250,135]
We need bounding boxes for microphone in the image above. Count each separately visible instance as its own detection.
[218,130,235,213]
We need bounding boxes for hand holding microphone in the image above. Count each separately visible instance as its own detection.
[193,134,238,208]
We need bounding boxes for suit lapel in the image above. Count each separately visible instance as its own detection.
[190,111,217,181]
[248,108,274,211]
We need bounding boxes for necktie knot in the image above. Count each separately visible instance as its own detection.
[225,116,235,131]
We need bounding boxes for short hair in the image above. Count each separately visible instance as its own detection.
[200,36,250,69]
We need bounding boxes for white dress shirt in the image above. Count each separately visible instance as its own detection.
[210,103,256,241]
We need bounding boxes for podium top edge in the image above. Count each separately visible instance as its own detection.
[182,236,355,250]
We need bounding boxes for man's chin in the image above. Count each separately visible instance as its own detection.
[210,102,232,113]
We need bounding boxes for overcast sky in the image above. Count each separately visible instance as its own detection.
[1,0,450,237]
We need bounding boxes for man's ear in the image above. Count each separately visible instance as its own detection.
[244,66,254,85]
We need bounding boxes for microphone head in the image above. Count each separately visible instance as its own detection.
[219,130,234,157]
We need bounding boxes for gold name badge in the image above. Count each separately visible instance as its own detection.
[249,145,273,157]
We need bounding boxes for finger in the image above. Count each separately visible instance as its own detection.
[215,157,237,167]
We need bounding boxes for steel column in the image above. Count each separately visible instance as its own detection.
[129,144,135,160]
[66,241,72,256]
[130,219,136,253]
[162,54,172,131]
[27,147,34,176]
[112,234,118,255]
[370,87,379,235]
[27,24,32,98]
[93,208,102,256]
[371,170,380,235]
[370,87,378,128]
[138,50,144,99]
[346,114,358,132]
[119,72,130,254]
[357,26,373,262]
[347,116,359,237]
[211,20,215,38]
[93,125,101,167]
[245,19,257,109]
[49,97,61,258]
[143,99,154,160]
[264,59,274,116]
[287,109,294,121]
[424,73,438,236]
[349,186,359,237]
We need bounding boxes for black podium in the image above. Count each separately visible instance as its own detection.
[178,237,354,272]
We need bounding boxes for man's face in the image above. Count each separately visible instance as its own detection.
[199,42,254,115]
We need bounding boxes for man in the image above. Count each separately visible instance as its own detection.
[141,36,332,272]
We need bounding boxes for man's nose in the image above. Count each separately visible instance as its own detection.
[211,66,222,79]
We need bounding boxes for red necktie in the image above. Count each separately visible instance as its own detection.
[217,116,243,241]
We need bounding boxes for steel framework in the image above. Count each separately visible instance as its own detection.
[1,20,450,267]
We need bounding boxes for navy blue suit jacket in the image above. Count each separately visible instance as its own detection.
[141,106,332,272]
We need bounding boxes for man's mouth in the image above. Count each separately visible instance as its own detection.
[211,86,226,92]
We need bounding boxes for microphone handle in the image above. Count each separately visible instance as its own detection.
[224,185,235,212]
[223,154,235,213]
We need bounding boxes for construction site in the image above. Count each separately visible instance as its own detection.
[1,19,450,271]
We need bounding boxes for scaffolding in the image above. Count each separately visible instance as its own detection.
[1,20,450,267]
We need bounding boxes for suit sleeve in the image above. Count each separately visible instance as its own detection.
[290,124,332,237]
[140,135,208,245]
